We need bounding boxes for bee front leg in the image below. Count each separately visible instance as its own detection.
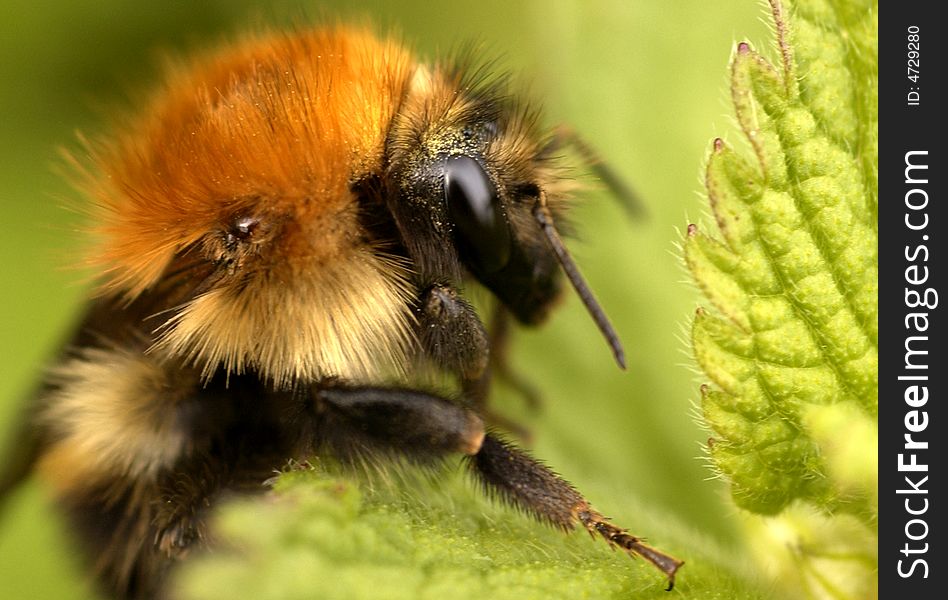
[413,284,531,440]
[414,283,489,386]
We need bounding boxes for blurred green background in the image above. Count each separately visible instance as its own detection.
[0,1,771,598]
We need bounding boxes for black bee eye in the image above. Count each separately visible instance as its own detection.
[443,155,511,274]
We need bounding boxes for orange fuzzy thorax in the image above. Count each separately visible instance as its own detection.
[73,27,424,386]
[87,27,414,299]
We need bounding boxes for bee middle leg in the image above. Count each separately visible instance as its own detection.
[304,380,485,463]
[484,303,543,412]
[468,434,684,590]
[296,388,683,590]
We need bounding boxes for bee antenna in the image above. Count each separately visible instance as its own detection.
[532,195,626,370]
[547,125,646,219]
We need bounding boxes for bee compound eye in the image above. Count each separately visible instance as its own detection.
[443,155,512,274]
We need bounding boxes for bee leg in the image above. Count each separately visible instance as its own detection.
[468,433,684,591]
[413,284,532,440]
[149,385,293,562]
[309,381,486,462]
[414,283,489,384]
[463,302,540,441]
[54,443,232,599]
[484,303,543,413]
[152,455,227,558]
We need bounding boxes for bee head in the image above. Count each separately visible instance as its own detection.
[77,31,623,385]
[385,62,624,365]
[385,63,572,325]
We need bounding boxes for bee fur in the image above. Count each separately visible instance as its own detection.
[1,24,682,599]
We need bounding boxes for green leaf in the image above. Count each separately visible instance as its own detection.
[685,0,877,597]
[173,464,763,600]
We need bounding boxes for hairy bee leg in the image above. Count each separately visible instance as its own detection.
[452,304,538,442]
[412,285,537,439]
[413,290,534,409]
[414,283,489,383]
[32,345,291,599]
[468,434,684,590]
[412,285,528,439]
[64,452,270,600]
[312,382,486,459]
[484,304,543,412]
[152,454,230,558]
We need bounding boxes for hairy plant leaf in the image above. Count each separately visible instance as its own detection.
[173,466,762,600]
[688,0,876,518]
[686,0,877,597]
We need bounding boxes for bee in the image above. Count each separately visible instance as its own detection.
[0,24,682,599]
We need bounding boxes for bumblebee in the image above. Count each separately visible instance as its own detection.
[0,25,682,599]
